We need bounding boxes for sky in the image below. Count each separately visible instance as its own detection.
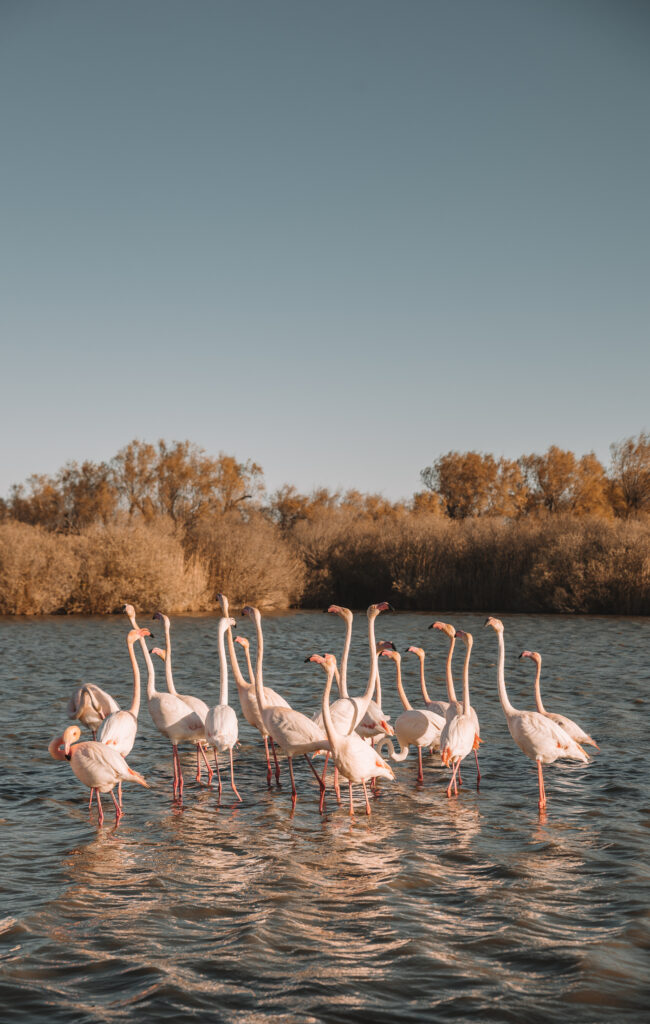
[1,0,649,502]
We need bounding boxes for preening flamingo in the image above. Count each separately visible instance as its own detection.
[485,617,590,809]
[49,724,148,827]
[520,650,599,750]
[67,684,119,739]
[379,648,445,783]
[440,631,481,797]
[218,594,289,784]
[308,654,394,816]
[205,617,242,801]
[243,604,329,806]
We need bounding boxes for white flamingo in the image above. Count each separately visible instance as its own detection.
[520,650,599,750]
[149,610,213,783]
[440,630,481,797]
[430,621,482,780]
[49,724,148,827]
[485,617,590,809]
[217,594,289,784]
[205,617,242,802]
[97,627,150,807]
[308,654,394,816]
[379,648,445,783]
[243,604,329,806]
[143,633,205,801]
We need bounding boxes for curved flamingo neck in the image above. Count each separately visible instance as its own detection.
[355,610,382,720]
[251,610,267,711]
[217,621,229,705]
[339,613,352,697]
[140,637,157,699]
[393,657,411,711]
[226,631,250,693]
[48,736,67,761]
[162,619,177,695]
[127,638,141,718]
[445,636,458,703]
[320,663,339,754]
[495,630,515,716]
[461,640,472,715]
[417,654,431,703]
[242,646,255,686]
[533,658,545,713]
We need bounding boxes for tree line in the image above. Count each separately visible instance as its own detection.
[1,434,649,615]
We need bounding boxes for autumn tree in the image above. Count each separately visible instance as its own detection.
[420,451,527,518]
[609,432,650,517]
[520,446,610,516]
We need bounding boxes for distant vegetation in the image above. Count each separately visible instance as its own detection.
[1,435,649,615]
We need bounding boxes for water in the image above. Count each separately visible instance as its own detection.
[1,611,648,1022]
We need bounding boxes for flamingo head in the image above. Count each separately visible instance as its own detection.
[520,649,541,665]
[455,629,473,647]
[219,616,236,632]
[326,604,352,621]
[122,603,137,622]
[128,628,153,644]
[216,593,229,613]
[484,616,504,632]
[379,645,400,663]
[430,621,455,639]
[152,611,170,628]
[234,635,249,650]
[242,605,259,621]
[62,724,82,756]
[151,647,166,660]
[405,645,425,659]
[306,653,337,672]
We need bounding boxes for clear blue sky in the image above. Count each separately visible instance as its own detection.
[1,0,648,501]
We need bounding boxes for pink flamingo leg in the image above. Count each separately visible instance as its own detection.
[362,780,372,815]
[88,788,95,811]
[110,789,123,826]
[349,781,354,817]
[417,745,424,784]
[458,764,463,786]
[320,752,330,788]
[117,781,122,809]
[263,737,273,785]
[96,792,104,826]
[334,766,341,804]
[304,754,326,808]
[537,760,546,809]
[288,756,297,804]
[474,749,481,785]
[229,747,242,802]
[214,750,222,799]
[199,744,214,784]
[271,739,281,784]
[195,745,202,783]
[447,761,460,798]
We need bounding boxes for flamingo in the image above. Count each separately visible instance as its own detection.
[440,630,481,797]
[49,724,148,827]
[142,632,205,801]
[205,616,242,802]
[149,610,213,784]
[217,594,289,784]
[243,604,329,806]
[97,627,151,807]
[234,634,255,685]
[379,648,445,783]
[308,654,394,816]
[485,617,590,809]
[430,621,482,780]
[66,684,119,739]
[520,650,599,749]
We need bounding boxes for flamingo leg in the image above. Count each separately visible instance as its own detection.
[96,792,104,826]
[362,780,372,815]
[88,788,95,811]
[214,750,222,799]
[447,760,459,798]
[173,744,184,801]
[320,752,330,788]
[271,739,281,784]
[199,743,214,784]
[117,781,122,809]
[229,747,242,802]
[417,745,424,784]
[263,736,273,786]
[458,764,463,787]
[91,729,97,740]
[334,766,341,804]
[304,754,326,801]
[537,760,546,809]
[349,781,354,817]
[110,789,123,826]
[474,749,481,786]
[196,745,201,783]
[288,756,297,804]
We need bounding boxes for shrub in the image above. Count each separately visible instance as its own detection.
[0,521,80,613]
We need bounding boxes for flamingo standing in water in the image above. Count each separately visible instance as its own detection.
[440,630,481,797]
[485,617,590,809]
[149,610,213,783]
[67,684,119,739]
[217,594,289,784]
[430,621,482,780]
[519,650,599,750]
[97,627,151,807]
[308,654,394,816]
[49,724,148,827]
[243,604,329,807]
[379,648,445,783]
[205,616,242,801]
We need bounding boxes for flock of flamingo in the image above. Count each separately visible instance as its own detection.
[49,599,599,826]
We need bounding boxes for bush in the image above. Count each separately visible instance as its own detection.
[0,521,80,613]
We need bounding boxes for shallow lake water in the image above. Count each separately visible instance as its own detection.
[0,610,648,1022]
